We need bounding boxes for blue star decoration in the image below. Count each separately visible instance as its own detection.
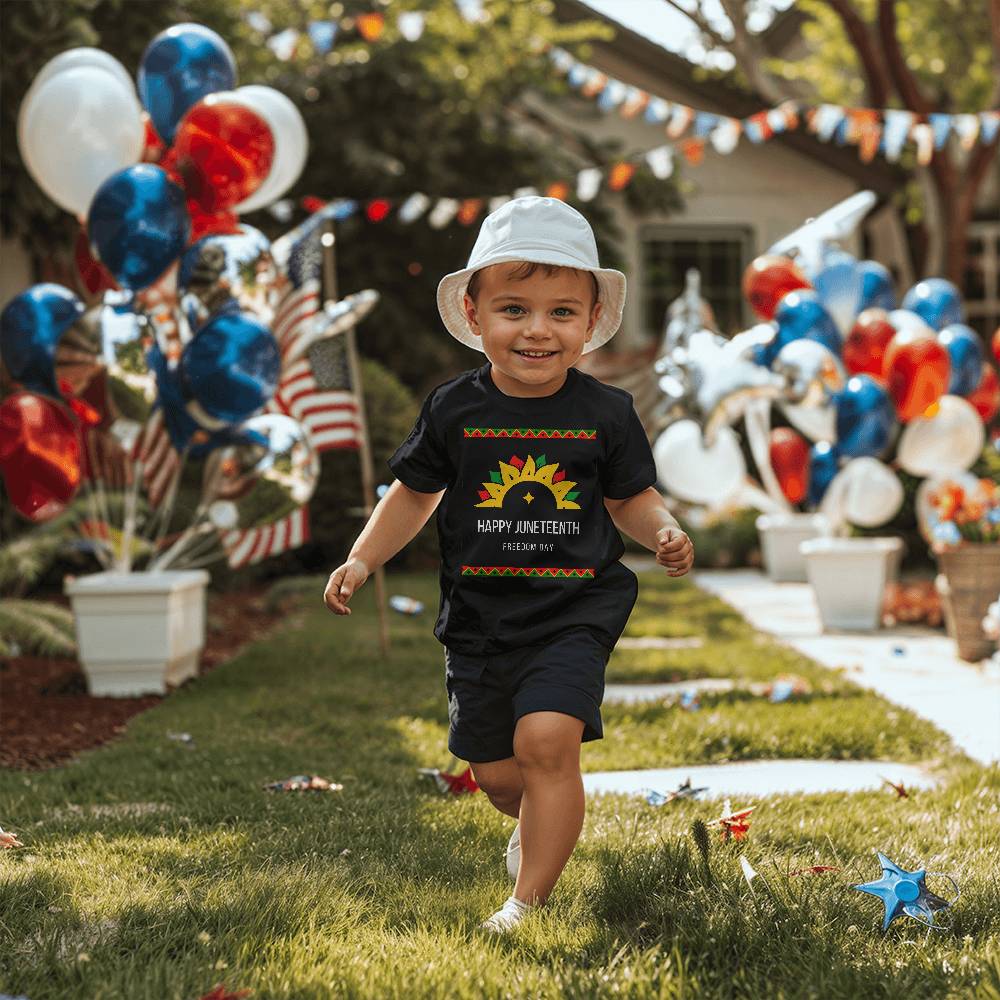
[853,852,956,931]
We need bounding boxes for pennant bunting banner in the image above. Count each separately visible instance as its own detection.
[548,48,1000,165]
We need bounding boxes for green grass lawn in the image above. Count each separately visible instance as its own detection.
[2,571,998,999]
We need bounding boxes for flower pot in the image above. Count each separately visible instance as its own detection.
[65,570,209,697]
[799,537,903,631]
[934,544,1000,661]
[756,513,831,582]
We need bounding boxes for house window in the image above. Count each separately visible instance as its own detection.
[642,226,753,340]
[965,222,1000,339]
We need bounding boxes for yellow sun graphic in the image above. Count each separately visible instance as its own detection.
[475,453,581,509]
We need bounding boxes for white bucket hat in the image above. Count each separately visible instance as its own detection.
[436,196,626,355]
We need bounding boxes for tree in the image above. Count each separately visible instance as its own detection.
[659,0,1000,285]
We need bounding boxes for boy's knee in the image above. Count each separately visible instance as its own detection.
[470,762,523,804]
[513,739,579,777]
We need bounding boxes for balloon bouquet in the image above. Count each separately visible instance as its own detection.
[1,25,377,574]
[651,191,999,547]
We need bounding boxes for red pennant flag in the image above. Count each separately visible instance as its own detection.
[544,181,570,201]
[366,198,391,222]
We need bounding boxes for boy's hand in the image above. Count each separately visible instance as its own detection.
[323,558,370,615]
[656,526,694,577]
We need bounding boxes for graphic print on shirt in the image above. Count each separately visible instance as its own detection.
[462,427,597,580]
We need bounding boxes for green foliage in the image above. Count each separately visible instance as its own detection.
[0,598,76,656]
[677,506,761,569]
[0,533,67,596]
[772,0,996,112]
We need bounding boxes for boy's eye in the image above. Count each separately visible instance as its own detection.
[552,307,574,317]
[501,304,526,315]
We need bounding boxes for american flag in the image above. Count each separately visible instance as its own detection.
[219,504,310,570]
[133,407,182,509]
[219,219,364,569]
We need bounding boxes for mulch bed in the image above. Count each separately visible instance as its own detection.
[0,587,286,771]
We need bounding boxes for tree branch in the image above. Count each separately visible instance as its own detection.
[820,0,892,106]
[716,0,793,104]
[876,0,933,113]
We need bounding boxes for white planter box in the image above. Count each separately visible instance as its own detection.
[799,537,903,631]
[65,570,210,697]
[756,513,831,583]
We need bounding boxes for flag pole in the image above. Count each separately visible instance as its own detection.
[320,219,390,655]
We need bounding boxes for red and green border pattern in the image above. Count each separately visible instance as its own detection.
[464,428,597,440]
[461,565,595,579]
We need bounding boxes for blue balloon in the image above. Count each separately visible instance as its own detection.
[137,23,237,144]
[834,374,896,458]
[807,441,840,506]
[938,324,984,395]
[147,339,264,455]
[181,312,279,426]
[811,248,862,334]
[768,290,843,363]
[857,260,896,311]
[88,165,190,291]
[0,284,84,398]
[901,277,964,331]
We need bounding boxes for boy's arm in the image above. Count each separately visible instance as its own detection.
[604,487,694,577]
[347,479,444,573]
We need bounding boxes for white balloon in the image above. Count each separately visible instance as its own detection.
[29,47,134,96]
[652,419,746,506]
[897,395,985,476]
[19,65,143,216]
[821,456,903,528]
[887,308,935,338]
[18,50,135,195]
[231,85,309,213]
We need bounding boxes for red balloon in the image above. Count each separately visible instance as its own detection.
[967,363,1000,423]
[843,308,896,376]
[74,227,119,296]
[882,328,951,422]
[742,255,811,320]
[0,392,82,522]
[187,204,240,243]
[769,427,810,504]
[165,98,275,213]
[992,326,1000,364]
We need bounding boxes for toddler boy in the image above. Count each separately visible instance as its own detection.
[324,197,694,932]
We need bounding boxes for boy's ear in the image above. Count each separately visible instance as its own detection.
[586,300,603,338]
[463,292,481,336]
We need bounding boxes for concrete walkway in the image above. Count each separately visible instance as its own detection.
[582,759,938,800]
[693,569,1000,765]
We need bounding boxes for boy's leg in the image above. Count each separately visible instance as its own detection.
[511,710,585,905]
[469,757,523,819]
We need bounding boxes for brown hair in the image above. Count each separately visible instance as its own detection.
[466,261,599,307]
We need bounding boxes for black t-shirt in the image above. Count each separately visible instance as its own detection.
[387,361,658,655]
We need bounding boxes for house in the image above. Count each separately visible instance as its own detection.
[539,0,998,380]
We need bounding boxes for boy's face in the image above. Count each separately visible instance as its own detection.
[462,263,602,396]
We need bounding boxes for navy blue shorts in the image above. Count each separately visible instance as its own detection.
[443,627,612,763]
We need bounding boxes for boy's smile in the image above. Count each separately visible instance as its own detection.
[462,263,602,398]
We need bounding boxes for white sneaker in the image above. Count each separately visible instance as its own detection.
[505,823,520,880]
[480,894,533,933]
